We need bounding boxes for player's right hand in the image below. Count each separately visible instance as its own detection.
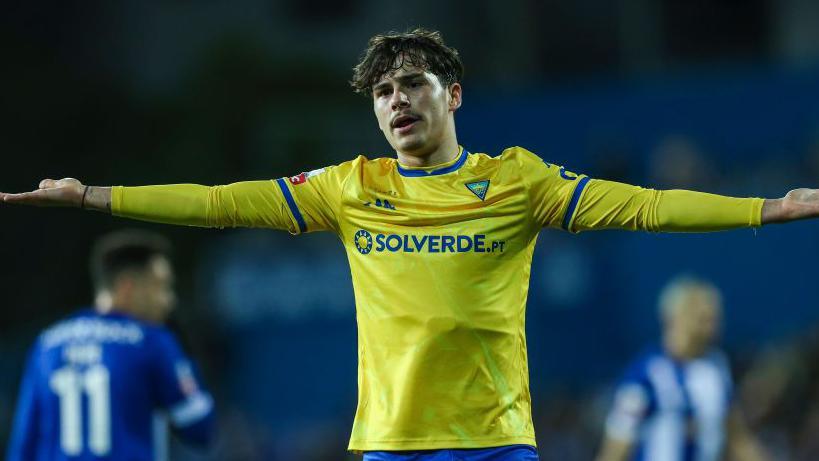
[0,178,86,208]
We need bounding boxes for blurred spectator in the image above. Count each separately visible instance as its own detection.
[740,325,819,461]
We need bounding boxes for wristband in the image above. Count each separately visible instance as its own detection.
[80,185,90,209]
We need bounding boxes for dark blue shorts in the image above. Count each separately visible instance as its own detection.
[362,445,539,461]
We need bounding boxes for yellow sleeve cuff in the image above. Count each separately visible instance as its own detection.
[111,186,124,216]
[112,184,213,226]
[656,190,763,232]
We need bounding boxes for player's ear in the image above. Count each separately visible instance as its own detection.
[448,83,462,112]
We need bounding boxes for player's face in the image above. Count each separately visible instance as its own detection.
[671,290,722,355]
[372,62,461,158]
[132,256,177,324]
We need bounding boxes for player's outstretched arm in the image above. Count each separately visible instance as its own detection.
[570,180,819,233]
[1,179,111,212]
[761,188,819,224]
[1,178,301,230]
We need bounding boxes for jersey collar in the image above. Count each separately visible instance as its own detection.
[396,147,468,177]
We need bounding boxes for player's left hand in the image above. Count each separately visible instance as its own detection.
[763,188,819,224]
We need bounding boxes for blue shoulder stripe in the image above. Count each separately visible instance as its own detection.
[561,176,590,231]
[275,178,307,233]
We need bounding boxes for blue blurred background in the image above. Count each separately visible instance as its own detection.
[2,1,819,459]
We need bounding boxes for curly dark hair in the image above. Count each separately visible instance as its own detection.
[351,28,464,95]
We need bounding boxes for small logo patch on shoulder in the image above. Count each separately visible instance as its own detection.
[288,168,327,185]
[288,173,307,185]
[465,180,490,201]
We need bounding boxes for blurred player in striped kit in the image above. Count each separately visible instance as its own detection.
[596,276,770,461]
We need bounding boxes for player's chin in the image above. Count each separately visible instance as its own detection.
[394,134,427,152]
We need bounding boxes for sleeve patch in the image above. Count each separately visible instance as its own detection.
[169,393,214,428]
[174,361,200,396]
[288,168,326,186]
[614,384,649,417]
[288,173,306,185]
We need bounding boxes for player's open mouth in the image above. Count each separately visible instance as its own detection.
[392,115,421,134]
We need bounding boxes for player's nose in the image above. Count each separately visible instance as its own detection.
[390,90,410,111]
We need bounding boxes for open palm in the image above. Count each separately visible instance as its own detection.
[0,178,86,208]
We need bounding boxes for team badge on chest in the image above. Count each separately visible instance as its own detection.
[465,180,490,201]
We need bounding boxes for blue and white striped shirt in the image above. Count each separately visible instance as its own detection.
[605,347,733,461]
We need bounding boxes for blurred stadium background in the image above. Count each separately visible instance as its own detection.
[2,1,819,459]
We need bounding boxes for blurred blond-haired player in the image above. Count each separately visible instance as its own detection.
[596,276,771,461]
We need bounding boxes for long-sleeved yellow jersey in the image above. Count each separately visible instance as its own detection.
[112,146,763,451]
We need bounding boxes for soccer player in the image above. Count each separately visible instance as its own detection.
[596,276,770,461]
[2,28,819,460]
[6,230,215,461]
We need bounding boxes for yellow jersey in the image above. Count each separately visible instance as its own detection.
[111,146,762,451]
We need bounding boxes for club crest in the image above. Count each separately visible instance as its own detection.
[465,180,490,201]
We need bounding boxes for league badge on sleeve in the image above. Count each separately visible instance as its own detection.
[288,168,327,185]
[175,362,200,396]
[288,173,307,185]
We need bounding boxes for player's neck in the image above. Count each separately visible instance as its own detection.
[664,335,702,361]
[94,291,136,319]
[396,138,460,168]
